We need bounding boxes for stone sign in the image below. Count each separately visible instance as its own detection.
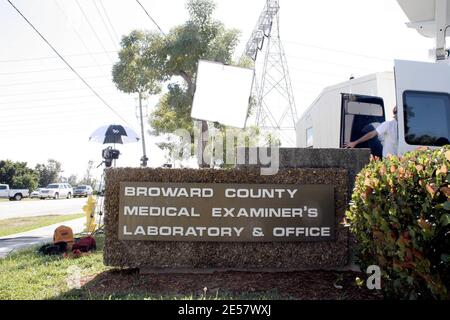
[104,167,348,270]
[118,182,335,242]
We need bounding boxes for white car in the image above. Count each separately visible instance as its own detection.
[30,188,42,199]
[39,183,73,200]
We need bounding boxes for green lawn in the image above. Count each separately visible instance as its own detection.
[0,236,108,300]
[0,214,84,237]
[0,236,283,300]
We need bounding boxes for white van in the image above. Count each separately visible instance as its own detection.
[296,1,450,156]
[296,60,450,157]
[296,72,395,157]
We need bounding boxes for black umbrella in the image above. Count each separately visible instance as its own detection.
[89,124,140,144]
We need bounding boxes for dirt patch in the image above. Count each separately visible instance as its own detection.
[81,269,382,300]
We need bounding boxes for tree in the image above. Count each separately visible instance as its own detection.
[112,30,166,95]
[0,160,38,190]
[35,159,62,187]
[79,160,97,188]
[114,0,245,167]
[149,0,241,166]
[112,30,167,166]
[66,175,78,186]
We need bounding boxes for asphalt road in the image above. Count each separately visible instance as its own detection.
[0,198,89,220]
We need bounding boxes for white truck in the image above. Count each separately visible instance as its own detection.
[296,0,450,156]
[0,184,30,201]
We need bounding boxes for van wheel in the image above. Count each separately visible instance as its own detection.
[54,193,59,200]
[67,193,72,199]
[14,194,22,201]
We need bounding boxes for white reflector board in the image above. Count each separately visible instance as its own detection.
[191,60,254,128]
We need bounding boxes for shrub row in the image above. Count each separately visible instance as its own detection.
[347,147,450,299]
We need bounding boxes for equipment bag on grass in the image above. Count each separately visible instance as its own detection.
[53,225,74,244]
[72,236,96,252]
[38,242,67,255]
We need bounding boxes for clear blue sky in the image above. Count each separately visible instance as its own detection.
[0,0,433,180]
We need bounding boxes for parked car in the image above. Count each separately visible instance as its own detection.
[30,188,42,199]
[39,183,73,200]
[73,185,93,197]
[0,184,30,201]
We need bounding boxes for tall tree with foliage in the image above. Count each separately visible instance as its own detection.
[35,159,62,187]
[0,160,38,190]
[114,0,259,166]
[112,30,167,166]
[150,0,241,166]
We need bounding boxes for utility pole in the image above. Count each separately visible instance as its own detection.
[138,91,148,167]
[197,120,209,168]
[243,0,298,146]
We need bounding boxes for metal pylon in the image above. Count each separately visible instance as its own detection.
[244,0,298,146]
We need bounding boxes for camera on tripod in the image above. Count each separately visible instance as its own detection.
[101,147,120,167]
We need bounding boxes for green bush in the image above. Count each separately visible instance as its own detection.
[346,147,450,299]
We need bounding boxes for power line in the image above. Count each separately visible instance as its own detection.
[283,40,392,62]
[98,0,121,43]
[285,54,374,71]
[135,0,165,35]
[288,66,348,78]
[0,75,108,87]
[6,0,132,127]
[0,108,127,126]
[54,0,131,113]
[0,93,130,106]
[92,0,119,49]
[0,99,132,123]
[75,0,116,63]
[53,0,112,76]
[0,63,112,75]
[0,85,114,98]
[0,121,114,135]
[0,97,131,111]
[0,51,117,63]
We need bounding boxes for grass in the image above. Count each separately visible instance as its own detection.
[0,235,288,300]
[0,235,108,300]
[0,236,380,300]
[0,214,84,237]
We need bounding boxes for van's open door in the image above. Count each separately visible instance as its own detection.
[340,93,385,157]
[395,60,450,155]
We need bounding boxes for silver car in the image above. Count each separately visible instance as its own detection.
[73,185,93,197]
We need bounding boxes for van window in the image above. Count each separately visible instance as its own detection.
[306,127,313,147]
[404,91,450,146]
[347,101,384,116]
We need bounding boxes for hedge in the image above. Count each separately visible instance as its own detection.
[346,147,450,299]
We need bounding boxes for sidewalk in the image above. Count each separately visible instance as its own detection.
[0,218,86,258]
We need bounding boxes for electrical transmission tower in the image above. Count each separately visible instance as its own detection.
[243,0,298,146]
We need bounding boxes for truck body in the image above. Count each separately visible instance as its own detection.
[296,59,450,156]
[296,72,396,156]
[0,184,30,201]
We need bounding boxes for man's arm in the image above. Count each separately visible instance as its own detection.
[344,130,378,148]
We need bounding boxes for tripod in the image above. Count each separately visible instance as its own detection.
[90,165,107,236]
